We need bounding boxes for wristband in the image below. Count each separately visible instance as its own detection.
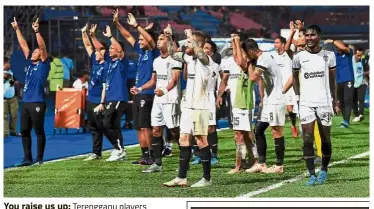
[35,30,39,33]
[108,35,113,39]
[135,24,139,29]
[100,102,105,105]
[137,87,143,93]
[332,40,335,44]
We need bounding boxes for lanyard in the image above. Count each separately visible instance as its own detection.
[24,63,38,92]
[106,60,118,90]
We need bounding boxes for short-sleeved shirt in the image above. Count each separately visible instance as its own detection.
[153,55,182,103]
[105,57,129,102]
[23,54,51,103]
[134,42,160,95]
[293,49,336,107]
[256,52,284,105]
[60,57,74,80]
[87,52,108,104]
[127,59,137,80]
[335,48,354,83]
[183,54,212,110]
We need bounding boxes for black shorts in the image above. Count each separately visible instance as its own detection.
[133,94,154,129]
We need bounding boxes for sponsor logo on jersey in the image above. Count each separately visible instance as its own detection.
[187,73,195,79]
[304,71,325,79]
[157,74,168,80]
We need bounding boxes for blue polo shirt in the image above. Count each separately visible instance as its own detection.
[335,48,354,83]
[134,42,160,95]
[23,54,51,103]
[88,52,108,104]
[127,60,137,80]
[105,56,129,102]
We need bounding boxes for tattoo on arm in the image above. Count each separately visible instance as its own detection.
[171,52,185,63]
[191,39,209,65]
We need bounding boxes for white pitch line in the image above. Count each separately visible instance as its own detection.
[5,127,233,171]
[236,151,370,198]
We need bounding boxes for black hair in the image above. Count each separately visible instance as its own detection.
[4,56,10,63]
[100,42,108,50]
[304,24,322,35]
[79,71,90,78]
[118,41,125,51]
[244,38,259,51]
[356,47,364,52]
[275,36,286,44]
[145,29,158,44]
[206,40,217,53]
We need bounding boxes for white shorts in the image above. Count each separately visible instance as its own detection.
[259,104,286,126]
[232,108,252,132]
[285,91,297,106]
[208,93,216,126]
[180,108,209,136]
[151,103,180,128]
[299,106,333,126]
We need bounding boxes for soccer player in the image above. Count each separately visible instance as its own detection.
[163,29,213,187]
[142,25,182,173]
[92,25,129,162]
[273,36,298,138]
[352,48,367,122]
[323,38,354,128]
[292,25,337,185]
[243,38,292,174]
[12,17,50,166]
[114,10,160,165]
[80,23,108,161]
[217,34,258,174]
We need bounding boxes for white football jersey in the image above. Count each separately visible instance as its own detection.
[256,52,285,105]
[293,49,336,107]
[183,54,212,110]
[153,56,182,104]
[272,51,293,87]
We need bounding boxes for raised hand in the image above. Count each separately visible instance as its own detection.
[127,13,138,27]
[11,17,18,30]
[184,29,192,38]
[112,8,119,24]
[81,23,88,33]
[89,24,97,36]
[102,25,112,37]
[324,39,334,45]
[32,18,39,32]
[295,20,304,30]
[164,24,172,36]
[145,23,154,30]
[289,21,296,33]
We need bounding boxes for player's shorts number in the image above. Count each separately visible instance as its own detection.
[234,117,240,126]
[269,112,274,122]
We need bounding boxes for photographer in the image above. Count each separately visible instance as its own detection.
[4,57,21,138]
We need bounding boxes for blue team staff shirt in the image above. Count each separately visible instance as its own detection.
[105,56,129,102]
[134,42,160,95]
[88,52,109,104]
[335,48,354,83]
[127,60,137,80]
[23,54,51,103]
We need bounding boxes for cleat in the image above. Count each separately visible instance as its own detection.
[352,117,361,122]
[191,156,201,165]
[106,149,126,162]
[191,178,212,188]
[84,153,102,161]
[142,163,163,173]
[163,177,188,187]
[140,158,154,166]
[162,147,173,157]
[14,160,33,167]
[33,160,44,166]
[245,163,266,173]
[211,157,219,165]
[316,170,328,185]
[359,115,365,121]
[306,175,317,186]
[340,120,350,128]
[262,165,284,174]
[227,168,241,174]
[291,126,298,138]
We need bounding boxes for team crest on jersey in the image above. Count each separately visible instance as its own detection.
[143,53,149,61]
[36,107,40,112]
[106,102,112,109]
[111,62,118,69]
[33,66,38,71]
[323,55,329,62]
[140,99,145,107]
